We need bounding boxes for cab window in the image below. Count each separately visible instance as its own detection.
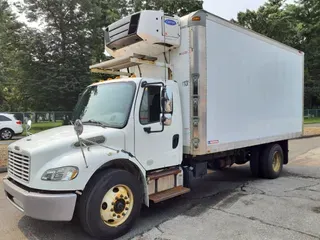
[139,86,161,125]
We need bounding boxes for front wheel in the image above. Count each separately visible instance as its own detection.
[78,168,142,239]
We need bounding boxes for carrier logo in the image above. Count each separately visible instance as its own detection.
[164,19,177,26]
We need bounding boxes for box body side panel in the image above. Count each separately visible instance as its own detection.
[205,18,304,153]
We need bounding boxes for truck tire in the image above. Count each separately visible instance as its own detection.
[249,149,263,178]
[261,144,284,179]
[78,168,142,239]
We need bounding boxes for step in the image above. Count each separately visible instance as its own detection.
[149,186,190,203]
[148,168,181,181]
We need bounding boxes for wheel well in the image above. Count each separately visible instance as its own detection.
[88,159,146,203]
[0,128,13,132]
[97,159,143,180]
[278,140,288,164]
[250,140,288,164]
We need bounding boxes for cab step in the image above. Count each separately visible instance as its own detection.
[147,168,181,180]
[149,186,190,203]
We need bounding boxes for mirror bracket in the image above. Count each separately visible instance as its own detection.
[73,119,88,168]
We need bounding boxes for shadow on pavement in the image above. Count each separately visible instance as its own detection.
[17,166,255,240]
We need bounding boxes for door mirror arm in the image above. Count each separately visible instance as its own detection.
[143,121,165,134]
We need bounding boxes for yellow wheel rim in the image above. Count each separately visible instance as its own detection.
[272,151,281,172]
[100,184,134,227]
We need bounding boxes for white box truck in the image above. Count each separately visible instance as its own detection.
[3,9,304,239]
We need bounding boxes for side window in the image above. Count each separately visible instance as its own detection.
[0,115,11,122]
[139,86,161,125]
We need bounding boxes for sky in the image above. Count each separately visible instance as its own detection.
[203,0,295,20]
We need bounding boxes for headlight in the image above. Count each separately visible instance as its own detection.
[41,166,79,181]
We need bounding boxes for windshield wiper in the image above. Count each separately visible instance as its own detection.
[82,120,108,128]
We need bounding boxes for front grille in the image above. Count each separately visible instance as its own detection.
[8,151,30,183]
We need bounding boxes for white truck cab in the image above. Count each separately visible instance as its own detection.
[3,9,304,240]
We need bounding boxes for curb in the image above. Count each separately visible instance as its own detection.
[297,134,320,139]
[0,167,7,173]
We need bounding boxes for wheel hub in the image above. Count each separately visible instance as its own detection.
[1,130,12,139]
[100,184,134,227]
[272,151,281,172]
[114,199,126,214]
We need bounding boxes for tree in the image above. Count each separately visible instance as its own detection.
[0,0,26,111]
[12,0,203,111]
[16,0,97,111]
[131,0,203,16]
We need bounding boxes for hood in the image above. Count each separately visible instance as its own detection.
[8,125,125,155]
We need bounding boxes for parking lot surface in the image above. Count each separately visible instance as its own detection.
[1,137,320,240]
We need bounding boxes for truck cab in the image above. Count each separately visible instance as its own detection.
[3,77,185,239]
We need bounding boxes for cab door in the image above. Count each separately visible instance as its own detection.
[134,81,182,171]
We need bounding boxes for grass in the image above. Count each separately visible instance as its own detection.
[304,117,320,124]
[15,118,320,136]
[22,121,63,135]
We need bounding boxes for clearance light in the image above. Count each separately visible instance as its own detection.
[192,16,201,21]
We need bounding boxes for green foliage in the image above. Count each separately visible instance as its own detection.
[131,0,203,16]
[0,0,26,111]
[1,0,202,111]
[304,117,320,124]
[1,0,319,111]
[21,121,63,135]
[235,0,320,108]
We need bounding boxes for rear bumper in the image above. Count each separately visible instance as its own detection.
[3,177,77,221]
[14,128,23,135]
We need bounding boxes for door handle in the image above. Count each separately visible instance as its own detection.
[172,134,179,149]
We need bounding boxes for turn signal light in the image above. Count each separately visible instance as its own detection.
[192,16,201,21]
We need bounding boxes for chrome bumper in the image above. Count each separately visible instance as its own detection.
[3,177,77,221]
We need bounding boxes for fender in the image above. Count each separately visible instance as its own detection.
[90,150,150,206]
[32,145,149,205]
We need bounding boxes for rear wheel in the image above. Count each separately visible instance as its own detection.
[78,168,142,239]
[0,128,13,140]
[261,144,284,179]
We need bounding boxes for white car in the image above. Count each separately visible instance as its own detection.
[0,113,23,140]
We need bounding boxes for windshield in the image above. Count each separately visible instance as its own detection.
[72,81,136,128]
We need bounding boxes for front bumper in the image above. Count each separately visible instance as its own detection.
[3,177,77,221]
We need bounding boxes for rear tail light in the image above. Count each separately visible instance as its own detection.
[16,120,22,125]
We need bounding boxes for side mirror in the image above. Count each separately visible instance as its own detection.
[74,119,83,136]
[161,87,173,113]
[161,113,172,126]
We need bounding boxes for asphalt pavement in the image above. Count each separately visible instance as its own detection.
[1,137,320,240]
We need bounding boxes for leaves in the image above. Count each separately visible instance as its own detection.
[2,0,319,110]
[1,0,203,111]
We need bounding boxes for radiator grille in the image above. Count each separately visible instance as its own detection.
[8,151,30,183]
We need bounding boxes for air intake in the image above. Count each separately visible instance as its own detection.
[105,13,142,51]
